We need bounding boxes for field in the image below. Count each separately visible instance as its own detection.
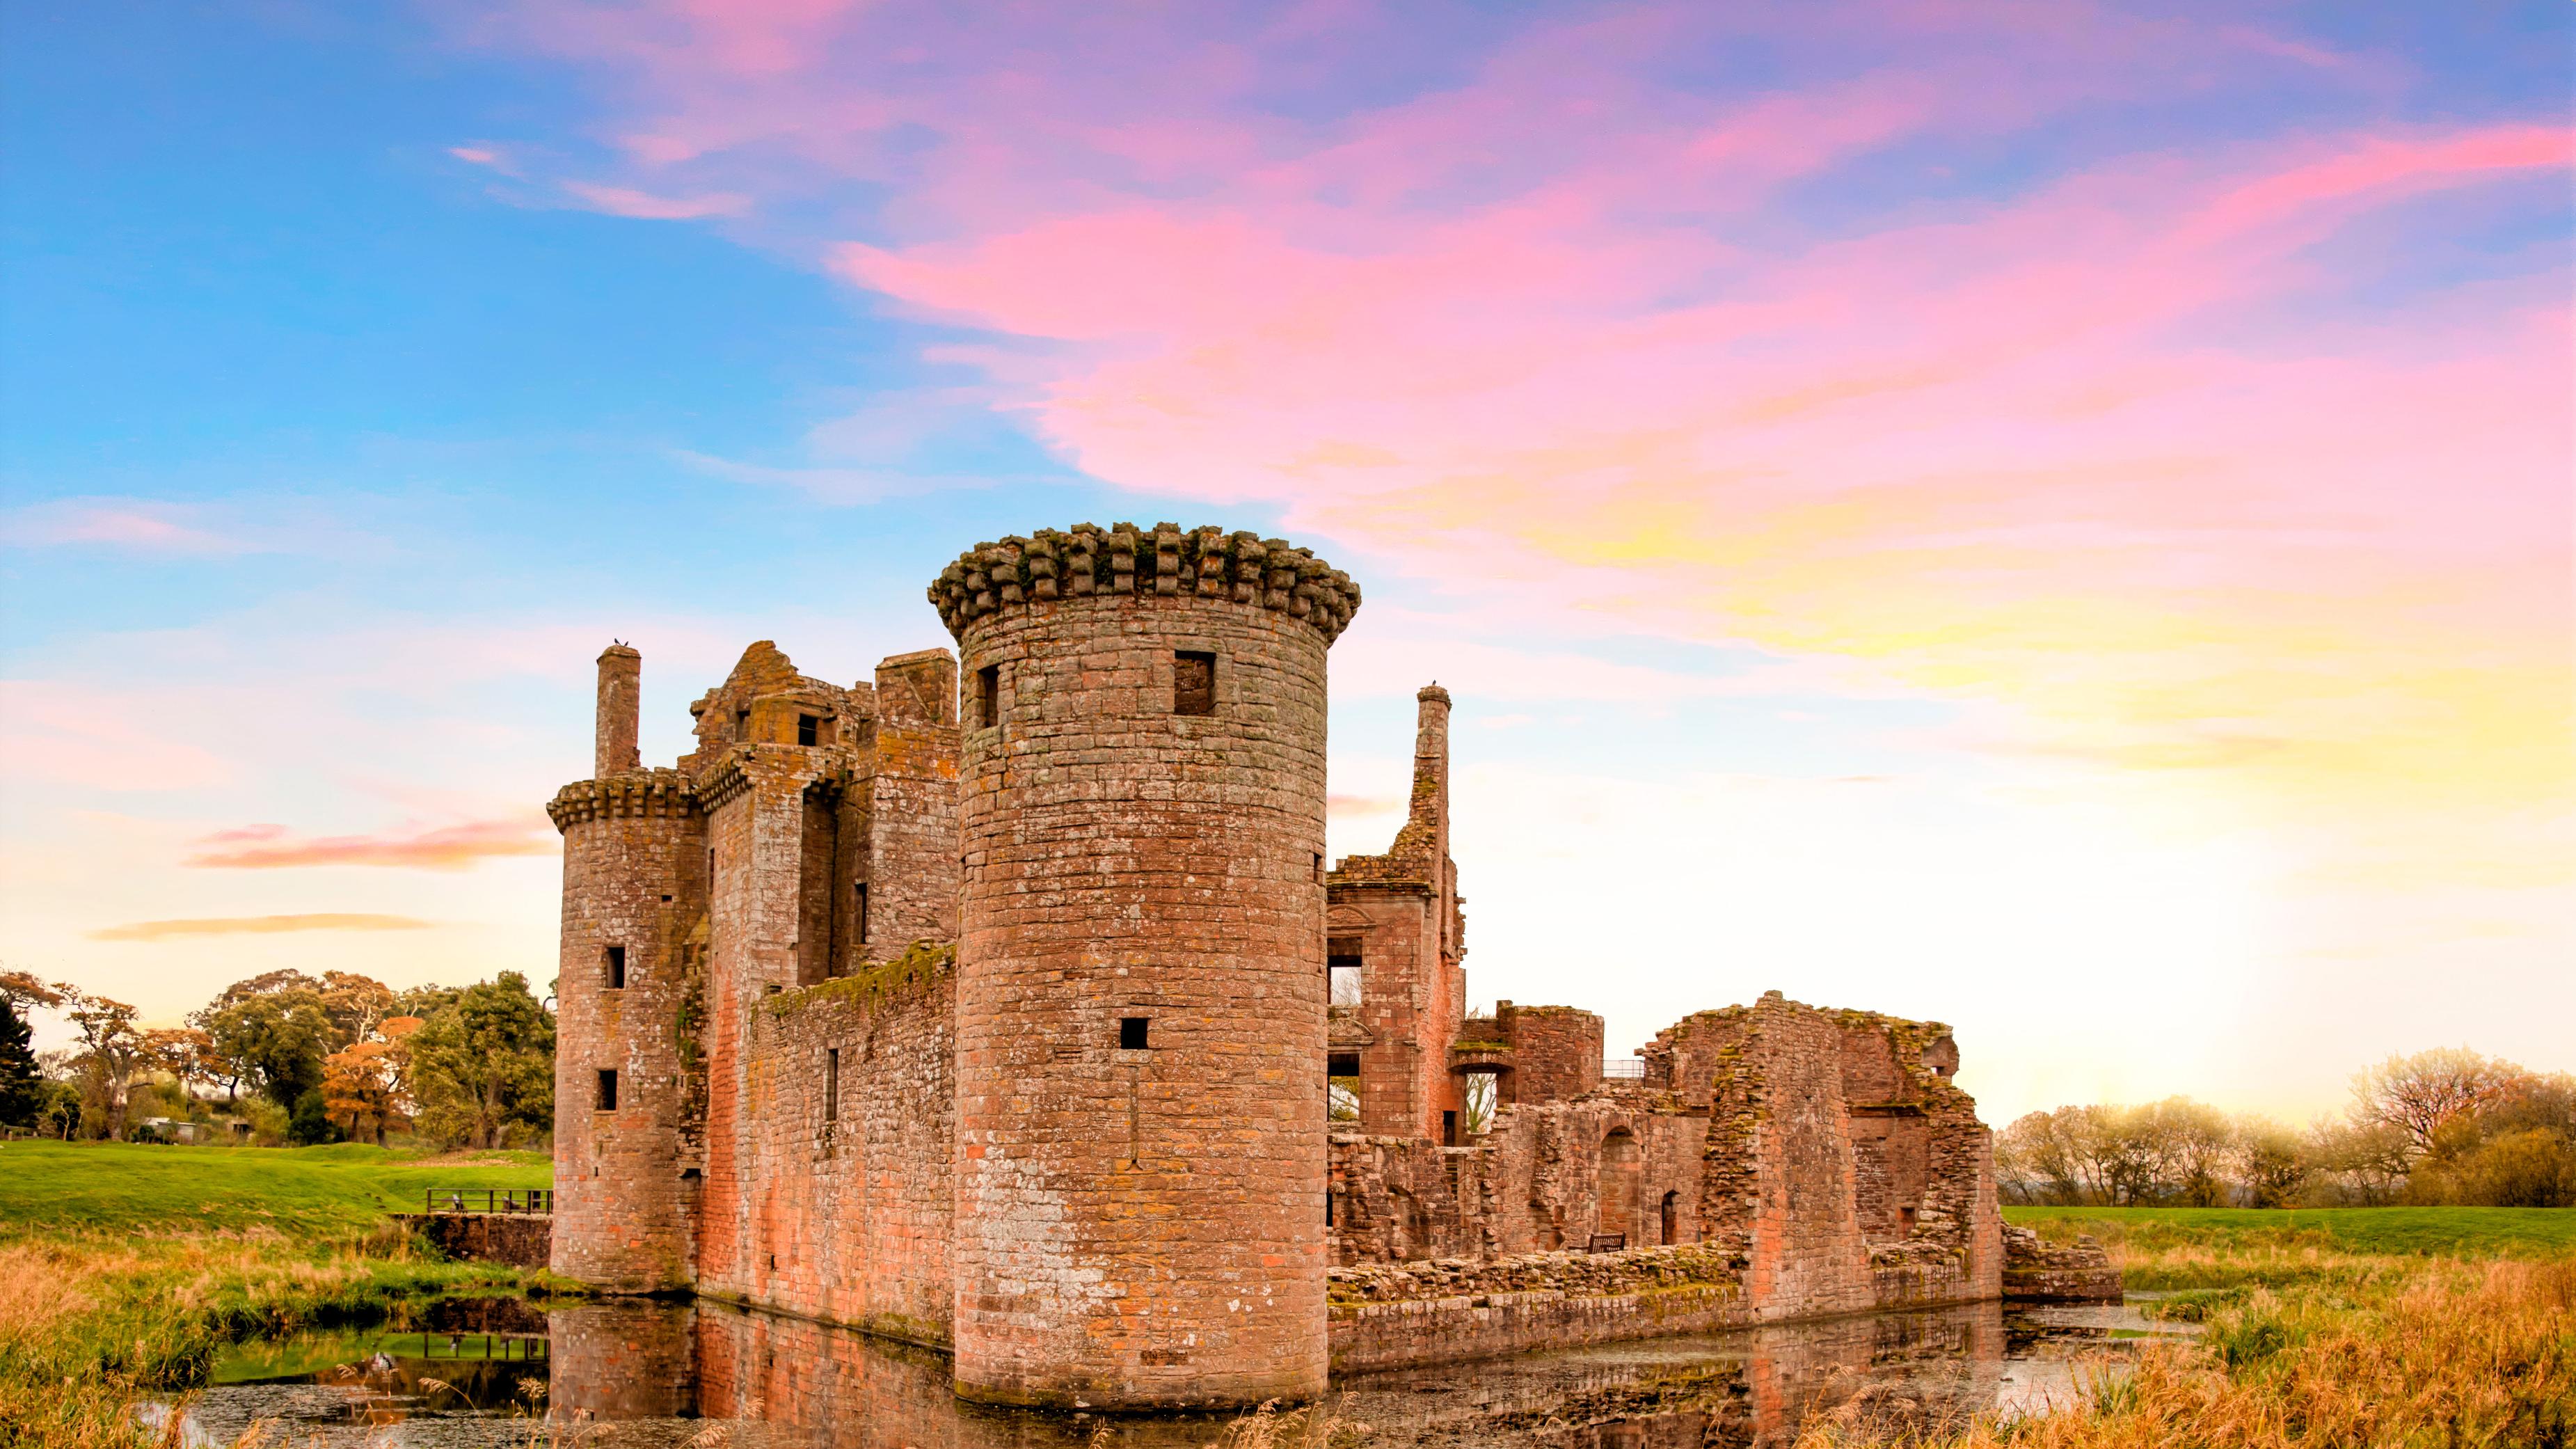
[0,1139,550,1237]
[2003,1204,2576,1261]
[0,1140,557,1449]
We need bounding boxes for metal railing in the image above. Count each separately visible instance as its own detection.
[420,1187,555,1215]
[1602,1057,1647,1079]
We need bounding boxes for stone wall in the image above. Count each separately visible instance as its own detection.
[1505,1004,1604,1106]
[700,944,958,1345]
[396,1212,550,1269]
[1702,994,1877,1320]
[2001,1226,2123,1302]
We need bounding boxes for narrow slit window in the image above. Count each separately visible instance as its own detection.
[797,713,819,746]
[1120,1017,1150,1050]
[976,665,1000,729]
[825,1049,841,1122]
[854,881,870,944]
[604,945,626,990]
[1313,852,1326,884]
[1173,651,1216,715]
[735,707,750,741]
[596,1069,619,1111]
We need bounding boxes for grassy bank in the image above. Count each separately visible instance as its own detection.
[0,1139,548,1237]
[1793,1208,2576,1447]
[0,1141,558,1449]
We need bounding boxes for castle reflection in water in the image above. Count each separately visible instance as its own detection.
[544,1298,2049,1448]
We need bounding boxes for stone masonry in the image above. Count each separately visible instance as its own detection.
[548,520,2093,1412]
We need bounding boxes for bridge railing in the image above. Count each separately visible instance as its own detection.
[420,1187,555,1215]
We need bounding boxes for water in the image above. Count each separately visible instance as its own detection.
[173,1297,2191,1448]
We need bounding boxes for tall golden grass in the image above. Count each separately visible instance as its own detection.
[1798,1256,2575,1448]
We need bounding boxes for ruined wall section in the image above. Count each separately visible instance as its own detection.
[710,944,957,1345]
[861,649,961,965]
[1506,1005,1604,1106]
[550,767,706,1292]
[1332,1099,1704,1264]
[939,524,1353,1410]
[1699,993,1875,1320]
[1834,1013,2003,1303]
[1325,685,1466,1143]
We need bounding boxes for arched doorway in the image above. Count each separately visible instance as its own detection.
[1598,1128,1639,1246]
[1660,1189,1680,1245]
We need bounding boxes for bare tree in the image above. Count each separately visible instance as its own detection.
[2350,1047,2522,1159]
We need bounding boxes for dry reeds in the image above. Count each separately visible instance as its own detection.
[1797,1257,2575,1449]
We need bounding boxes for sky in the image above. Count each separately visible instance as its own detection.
[1,1,2568,1125]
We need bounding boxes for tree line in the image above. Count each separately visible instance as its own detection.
[1995,1047,2576,1209]
[0,965,554,1150]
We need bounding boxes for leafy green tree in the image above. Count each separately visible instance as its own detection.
[287,1088,342,1146]
[410,972,554,1150]
[202,990,336,1107]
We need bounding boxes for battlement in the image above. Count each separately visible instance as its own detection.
[926,522,1360,644]
[547,768,698,830]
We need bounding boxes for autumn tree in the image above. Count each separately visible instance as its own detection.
[409,973,553,1150]
[321,1039,408,1146]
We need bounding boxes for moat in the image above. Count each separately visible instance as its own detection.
[169,1295,2190,1448]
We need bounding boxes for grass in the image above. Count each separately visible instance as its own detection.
[0,1139,549,1237]
[2003,1204,2576,1260]
[0,1141,558,1449]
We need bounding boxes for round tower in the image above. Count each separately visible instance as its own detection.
[930,524,1360,1409]
[548,644,704,1292]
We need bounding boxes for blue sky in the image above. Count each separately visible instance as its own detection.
[4,1,2568,1123]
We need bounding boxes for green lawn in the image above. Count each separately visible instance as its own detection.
[0,1139,552,1238]
[2003,1204,2576,1260]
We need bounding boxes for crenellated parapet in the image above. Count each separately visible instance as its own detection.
[927,522,1360,644]
[547,769,699,830]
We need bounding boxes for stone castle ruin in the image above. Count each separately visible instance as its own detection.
[550,523,2093,1412]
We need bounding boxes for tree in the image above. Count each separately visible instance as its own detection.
[0,995,42,1129]
[316,972,397,1045]
[322,1037,409,1146]
[59,989,145,1139]
[202,990,336,1107]
[409,972,554,1150]
[2349,1048,2521,1160]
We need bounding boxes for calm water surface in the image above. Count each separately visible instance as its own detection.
[173,1296,2190,1448]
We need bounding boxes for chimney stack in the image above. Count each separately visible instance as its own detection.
[596,644,641,777]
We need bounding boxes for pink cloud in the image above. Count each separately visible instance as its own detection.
[184,816,559,871]
[562,180,750,219]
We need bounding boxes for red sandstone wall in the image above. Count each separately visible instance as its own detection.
[705,955,956,1344]
[1506,1005,1604,1106]
[1701,995,1875,1321]
[944,528,1345,1409]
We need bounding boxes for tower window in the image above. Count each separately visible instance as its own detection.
[825,1049,841,1122]
[1173,651,1216,715]
[1329,955,1363,1008]
[1120,1017,1150,1050]
[854,881,870,943]
[735,708,750,741]
[1313,852,1325,884]
[596,1069,619,1111]
[976,665,1000,728]
[797,713,819,746]
[604,946,626,990]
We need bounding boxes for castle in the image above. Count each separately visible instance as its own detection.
[549,523,2024,1413]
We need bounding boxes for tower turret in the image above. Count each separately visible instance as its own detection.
[550,643,704,1292]
[930,524,1358,1409]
